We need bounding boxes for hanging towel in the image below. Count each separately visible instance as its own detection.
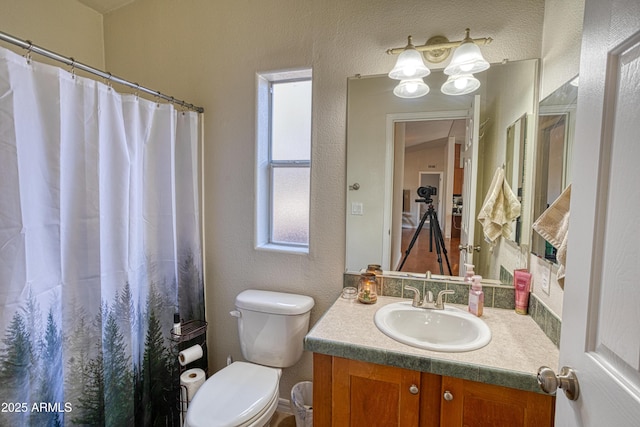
[533,185,571,288]
[477,167,522,244]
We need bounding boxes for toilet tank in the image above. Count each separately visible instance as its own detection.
[233,290,315,368]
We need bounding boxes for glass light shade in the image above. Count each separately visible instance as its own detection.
[393,78,430,98]
[441,74,480,96]
[444,41,490,75]
[388,48,431,80]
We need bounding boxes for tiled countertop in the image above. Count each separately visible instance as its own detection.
[304,295,559,394]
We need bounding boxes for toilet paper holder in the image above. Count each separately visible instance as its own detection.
[171,319,208,423]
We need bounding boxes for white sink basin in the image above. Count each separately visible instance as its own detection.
[374,301,491,352]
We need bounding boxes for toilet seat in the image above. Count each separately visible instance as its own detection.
[185,361,281,427]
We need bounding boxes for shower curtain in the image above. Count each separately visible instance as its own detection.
[0,46,204,426]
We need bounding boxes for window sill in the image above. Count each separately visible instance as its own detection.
[256,243,309,255]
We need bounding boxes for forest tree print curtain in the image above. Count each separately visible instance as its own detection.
[0,46,204,426]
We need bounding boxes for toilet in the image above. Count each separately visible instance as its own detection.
[184,289,315,427]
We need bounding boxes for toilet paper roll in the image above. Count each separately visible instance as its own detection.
[178,344,204,366]
[180,368,206,404]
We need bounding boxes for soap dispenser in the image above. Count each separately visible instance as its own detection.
[468,275,484,317]
[463,263,475,283]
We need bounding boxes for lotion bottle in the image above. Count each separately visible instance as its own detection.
[514,270,532,315]
[468,275,484,317]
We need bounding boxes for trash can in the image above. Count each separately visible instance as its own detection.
[290,381,313,427]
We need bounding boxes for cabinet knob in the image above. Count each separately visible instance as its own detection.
[409,384,419,395]
[443,390,454,401]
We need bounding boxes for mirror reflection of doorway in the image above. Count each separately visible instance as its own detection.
[393,119,463,274]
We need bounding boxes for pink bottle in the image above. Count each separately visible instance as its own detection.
[514,270,532,315]
[468,275,484,317]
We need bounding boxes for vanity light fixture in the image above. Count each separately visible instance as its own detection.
[387,28,492,98]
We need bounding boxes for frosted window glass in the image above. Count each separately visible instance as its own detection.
[272,167,310,245]
[271,81,311,161]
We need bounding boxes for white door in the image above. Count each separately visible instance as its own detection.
[459,95,480,273]
[555,0,640,424]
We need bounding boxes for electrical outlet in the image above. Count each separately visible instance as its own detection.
[351,202,363,215]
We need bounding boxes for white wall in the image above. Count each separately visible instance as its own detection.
[0,0,104,69]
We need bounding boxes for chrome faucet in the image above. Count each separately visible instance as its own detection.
[404,285,454,310]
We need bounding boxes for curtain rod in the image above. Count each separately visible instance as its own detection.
[0,30,204,113]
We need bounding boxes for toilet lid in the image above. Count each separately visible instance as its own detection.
[186,362,280,427]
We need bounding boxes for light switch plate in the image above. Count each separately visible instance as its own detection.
[540,271,550,295]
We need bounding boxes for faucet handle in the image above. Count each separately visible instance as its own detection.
[403,285,422,307]
[435,290,455,309]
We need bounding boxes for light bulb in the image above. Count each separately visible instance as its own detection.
[454,77,469,89]
[460,63,475,73]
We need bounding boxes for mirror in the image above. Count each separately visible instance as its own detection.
[505,114,527,245]
[345,59,539,283]
[531,76,578,261]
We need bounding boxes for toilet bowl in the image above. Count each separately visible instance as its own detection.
[184,290,314,427]
[184,362,281,427]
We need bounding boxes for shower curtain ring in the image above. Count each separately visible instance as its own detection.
[70,57,76,79]
[134,83,140,100]
[155,91,161,107]
[24,40,33,64]
[106,72,113,90]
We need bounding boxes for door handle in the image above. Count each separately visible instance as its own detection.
[458,244,480,253]
[537,366,580,401]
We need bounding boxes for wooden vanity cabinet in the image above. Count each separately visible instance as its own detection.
[313,354,555,427]
[440,376,555,426]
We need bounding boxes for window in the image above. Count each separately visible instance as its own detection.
[256,69,312,253]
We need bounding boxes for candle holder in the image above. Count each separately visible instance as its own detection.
[358,273,378,304]
[366,264,383,295]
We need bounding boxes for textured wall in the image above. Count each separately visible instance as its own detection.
[0,0,104,68]
[101,0,548,399]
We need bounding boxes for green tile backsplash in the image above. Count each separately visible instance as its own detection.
[343,272,560,348]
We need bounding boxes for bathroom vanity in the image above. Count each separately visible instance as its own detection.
[305,295,558,426]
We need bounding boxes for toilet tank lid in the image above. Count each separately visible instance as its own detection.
[235,290,315,315]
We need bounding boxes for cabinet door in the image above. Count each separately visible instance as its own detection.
[440,377,555,427]
[332,357,421,427]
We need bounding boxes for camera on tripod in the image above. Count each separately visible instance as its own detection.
[399,184,451,274]
[416,185,437,201]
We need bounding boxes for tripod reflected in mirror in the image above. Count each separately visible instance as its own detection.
[398,186,452,275]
